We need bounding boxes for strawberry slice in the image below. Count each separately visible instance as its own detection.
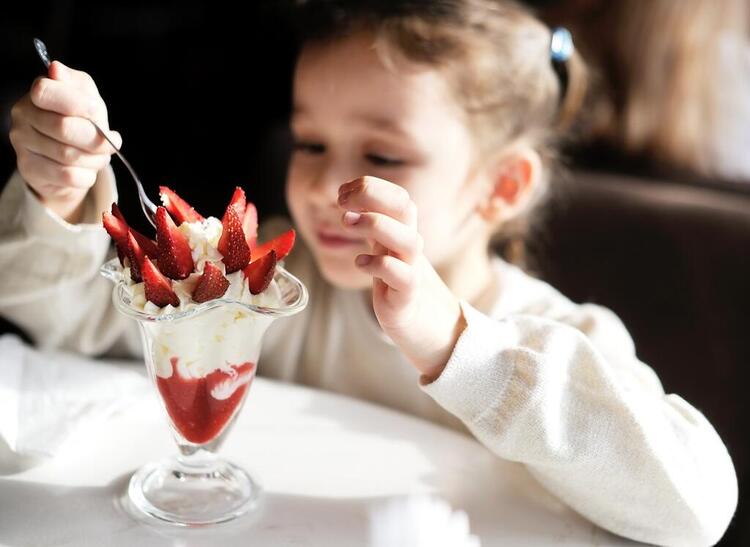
[155,206,195,279]
[103,204,158,263]
[228,187,246,217]
[218,204,251,273]
[192,262,230,303]
[126,230,148,282]
[142,256,180,307]
[252,229,295,262]
[243,250,277,294]
[222,186,258,249]
[243,202,258,249]
[226,186,258,247]
[132,230,159,259]
[102,211,129,265]
[111,202,126,223]
[159,186,204,225]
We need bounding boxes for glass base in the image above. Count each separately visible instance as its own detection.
[128,455,261,526]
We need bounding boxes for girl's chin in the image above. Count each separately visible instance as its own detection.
[316,255,372,289]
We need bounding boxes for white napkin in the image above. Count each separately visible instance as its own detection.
[0,334,148,466]
[369,495,481,547]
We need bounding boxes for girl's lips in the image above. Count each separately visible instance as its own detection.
[316,228,364,249]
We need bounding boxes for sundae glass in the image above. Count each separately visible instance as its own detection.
[101,186,307,525]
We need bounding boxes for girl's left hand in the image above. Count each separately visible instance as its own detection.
[338,176,466,382]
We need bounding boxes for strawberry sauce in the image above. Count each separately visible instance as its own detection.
[156,357,256,444]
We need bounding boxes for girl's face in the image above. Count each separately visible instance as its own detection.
[287,33,486,289]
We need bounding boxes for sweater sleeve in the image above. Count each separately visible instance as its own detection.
[421,300,737,547]
[0,169,141,357]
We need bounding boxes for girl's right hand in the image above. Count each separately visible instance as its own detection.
[8,60,122,223]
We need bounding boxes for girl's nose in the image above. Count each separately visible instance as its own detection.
[308,162,356,208]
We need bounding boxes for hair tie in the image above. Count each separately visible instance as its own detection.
[550,27,573,103]
[550,27,574,63]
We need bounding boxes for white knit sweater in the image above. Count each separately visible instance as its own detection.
[0,169,738,546]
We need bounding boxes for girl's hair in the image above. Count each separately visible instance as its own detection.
[291,0,587,266]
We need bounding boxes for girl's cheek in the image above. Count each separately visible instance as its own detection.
[286,188,305,228]
[284,177,306,231]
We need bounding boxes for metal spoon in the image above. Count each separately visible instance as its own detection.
[33,38,157,227]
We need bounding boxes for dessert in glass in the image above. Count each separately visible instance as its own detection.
[101,186,307,526]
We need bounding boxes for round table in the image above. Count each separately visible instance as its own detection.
[0,370,643,546]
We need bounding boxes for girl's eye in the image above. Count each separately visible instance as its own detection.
[293,141,325,155]
[365,153,405,167]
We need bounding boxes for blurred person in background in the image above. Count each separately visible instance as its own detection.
[540,0,750,182]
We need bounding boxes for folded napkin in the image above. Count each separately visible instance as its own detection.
[0,335,148,467]
[369,495,481,547]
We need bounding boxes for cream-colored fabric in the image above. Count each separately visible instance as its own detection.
[0,170,141,357]
[0,171,737,546]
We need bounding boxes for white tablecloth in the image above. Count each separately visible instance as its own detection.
[0,361,643,546]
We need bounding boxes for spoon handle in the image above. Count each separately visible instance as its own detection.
[32,38,157,227]
[100,130,158,223]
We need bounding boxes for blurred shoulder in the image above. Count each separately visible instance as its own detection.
[490,257,636,357]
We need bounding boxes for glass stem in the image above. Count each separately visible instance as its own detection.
[176,444,220,475]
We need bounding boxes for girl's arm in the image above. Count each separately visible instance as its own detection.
[0,169,140,357]
[338,175,737,546]
[422,298,738,547]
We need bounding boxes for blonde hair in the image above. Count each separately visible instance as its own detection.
[295,0,588,265]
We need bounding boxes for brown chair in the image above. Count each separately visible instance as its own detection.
[528,170,750,546]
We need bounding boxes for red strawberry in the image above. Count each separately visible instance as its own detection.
[243,250,277,295]
[243,202,258,249]
[252,229,295,262]
[131,230,159,259]
[192,262,230,303]
[103,204,158,263]
[155,206,195,279]
[218,204,251,273]
[111,202,126,223]
[102,211,129,265]
[159,186,204,225]
[228,187,246,217]
[142,256,180,307]
[222,186,258,249]
[126,230,148,282]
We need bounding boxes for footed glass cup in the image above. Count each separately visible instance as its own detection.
[101,258,307,526]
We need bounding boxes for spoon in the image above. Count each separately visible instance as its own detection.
[33,38,158,227]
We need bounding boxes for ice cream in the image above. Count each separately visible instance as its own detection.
[103,186,296,444]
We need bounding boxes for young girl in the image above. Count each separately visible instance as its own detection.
[0,1,737,544]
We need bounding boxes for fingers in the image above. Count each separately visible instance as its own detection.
[355,253,416,294]
[48,61,99,93]
[15,95,120,154]
[23,127,111,171]
[17,149,99,192]
[342,210,423,263]
[338,176,424,294]
[338,176,417,227]
[9,64,112,217]
[30,76,108,126]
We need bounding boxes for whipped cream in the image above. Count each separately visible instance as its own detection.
[148,306,270,379]
[121,217,281,381]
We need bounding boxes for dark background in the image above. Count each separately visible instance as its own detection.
[1,2,748,545]
[1,1,297,235]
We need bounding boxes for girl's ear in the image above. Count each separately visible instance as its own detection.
[477,147,542,224]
